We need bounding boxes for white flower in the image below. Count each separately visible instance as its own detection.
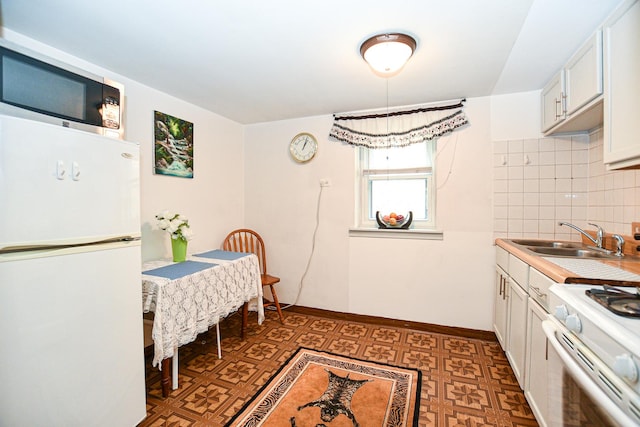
[167,219,181,234]
[156,211,193,241]
[181,227,194,240]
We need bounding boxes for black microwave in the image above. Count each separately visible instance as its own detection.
[0,42,124,139]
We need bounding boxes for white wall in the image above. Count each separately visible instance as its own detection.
[244,116,353,313]
[245,97,496,331]
[491,90,543,141]
[2,30,246,261]
[5,29,550,332]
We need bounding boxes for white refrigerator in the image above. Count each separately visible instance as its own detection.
[0,114,146,426]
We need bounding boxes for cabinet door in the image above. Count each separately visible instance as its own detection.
[541,72,565,132]
[506,279,528,389]
[525,299,549,427]
[494,266,509,350]
[603,0,640,169]
[565,31,603,115]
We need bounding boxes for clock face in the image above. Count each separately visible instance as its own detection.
[290,133,318,163]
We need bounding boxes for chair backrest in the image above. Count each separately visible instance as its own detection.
[222,229,268,275]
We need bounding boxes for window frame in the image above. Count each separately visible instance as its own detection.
[356,141,436,230]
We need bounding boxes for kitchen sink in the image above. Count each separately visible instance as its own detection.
[524,246,620,259]
[504,238,624,260]
[509,239,584,249]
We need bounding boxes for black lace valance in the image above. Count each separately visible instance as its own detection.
[329,99,468,148]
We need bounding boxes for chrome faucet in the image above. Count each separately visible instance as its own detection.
[558,222,604,249]
[612,234,625,257]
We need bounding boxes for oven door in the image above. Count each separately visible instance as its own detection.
[542,319,639,426]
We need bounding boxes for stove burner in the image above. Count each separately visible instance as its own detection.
[610,300,640,315]
[585,286,640,318]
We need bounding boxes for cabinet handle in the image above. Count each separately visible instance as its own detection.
[555,98,561,119]
[561,93,567,114]
[499,275,504,296]
[530,286,547,299]
[545,338,549,361]
[503,278,508,300]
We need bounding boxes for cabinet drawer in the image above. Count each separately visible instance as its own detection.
[496,245,509,271]
[509,254,529,291]
[529,267,554,312]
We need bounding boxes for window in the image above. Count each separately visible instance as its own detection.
[357,141,435,229]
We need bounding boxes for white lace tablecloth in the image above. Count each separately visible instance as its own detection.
[142,253,264,367]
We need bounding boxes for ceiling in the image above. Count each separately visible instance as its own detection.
[0,0,625,124]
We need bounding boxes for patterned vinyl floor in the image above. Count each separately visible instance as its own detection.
[138,309,538,427]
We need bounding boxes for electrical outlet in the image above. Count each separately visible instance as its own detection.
[319,178,331,187]
[632,222,640,240]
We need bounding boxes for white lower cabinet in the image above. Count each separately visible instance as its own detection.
[494,245,555,426]
[494,247,528,388]
[494,265,509,349]
[525,299,549,427]
[505,277,528,388]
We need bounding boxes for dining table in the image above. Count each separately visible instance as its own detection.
[142,249,264,397]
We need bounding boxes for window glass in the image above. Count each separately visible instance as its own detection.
[370,178,427,219]
[358,141,435,228]
[368,143,430,169]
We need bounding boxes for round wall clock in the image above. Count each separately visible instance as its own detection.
[289,132,318,163]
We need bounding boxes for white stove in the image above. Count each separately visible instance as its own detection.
[547,283,640,425]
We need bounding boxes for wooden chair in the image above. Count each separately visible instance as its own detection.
[222,229,285,327]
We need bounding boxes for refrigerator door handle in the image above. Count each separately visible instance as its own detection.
[0,235,141,254]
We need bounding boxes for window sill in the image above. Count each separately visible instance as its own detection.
[348,227,444,240]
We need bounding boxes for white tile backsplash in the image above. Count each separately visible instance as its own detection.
[540,165,556,179]
[573,164,589,179]
[508,140,524,153]
[523,138,539,153]
[539,151,556,165]
[539,138,556,152]
[539,178,555,192]
[493,128,639,239]
[556,151,572,165]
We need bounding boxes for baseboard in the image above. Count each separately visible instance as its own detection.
[286,305,497,342]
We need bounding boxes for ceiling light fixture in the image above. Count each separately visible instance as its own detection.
[360,33,417,77]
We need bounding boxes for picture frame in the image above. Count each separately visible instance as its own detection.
[153,111,194,178]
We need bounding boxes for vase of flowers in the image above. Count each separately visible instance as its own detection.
[156,210,194,262]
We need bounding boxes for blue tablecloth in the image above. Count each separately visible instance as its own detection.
[193,249,249,260]
[143,260,217,280]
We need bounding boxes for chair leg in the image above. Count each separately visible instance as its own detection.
[215,323,221,359]
[241,302,249,340]
[269,284,285,323]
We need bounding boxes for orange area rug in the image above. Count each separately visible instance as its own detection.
[226,347,421,426]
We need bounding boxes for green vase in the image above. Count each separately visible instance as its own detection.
[171,238,187,262]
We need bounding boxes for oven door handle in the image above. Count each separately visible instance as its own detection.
[542,319,637,426]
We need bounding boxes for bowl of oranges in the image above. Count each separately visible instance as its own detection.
[376,211,413,229]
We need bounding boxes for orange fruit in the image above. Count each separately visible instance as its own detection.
[390,212,397,219]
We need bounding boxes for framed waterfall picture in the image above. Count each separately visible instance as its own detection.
[153,111,194,178]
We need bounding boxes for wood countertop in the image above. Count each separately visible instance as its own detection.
[495,238,640,287]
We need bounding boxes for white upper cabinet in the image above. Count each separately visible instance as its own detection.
[541,72,564,132]
[603,0,640,170]
[565,32,603,115]
[541,31,604,135]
